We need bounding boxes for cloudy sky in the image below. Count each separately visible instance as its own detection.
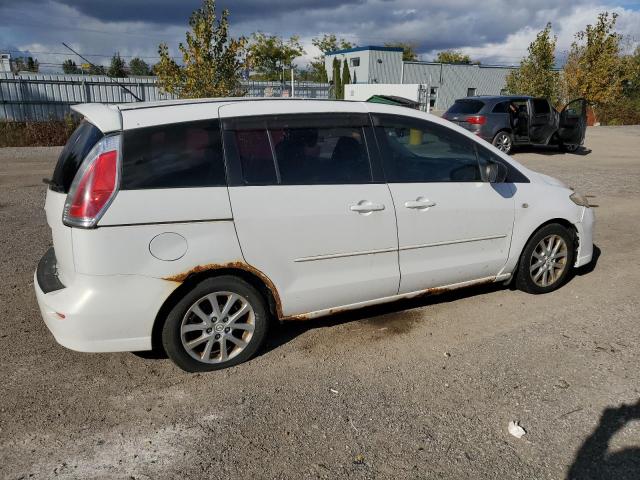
[1,0,639,71]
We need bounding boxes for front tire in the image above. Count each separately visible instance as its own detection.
[492,131,513,154]
[515,224,575,294]
[162,276,270,372]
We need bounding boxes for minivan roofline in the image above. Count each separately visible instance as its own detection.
[70,98,376,132]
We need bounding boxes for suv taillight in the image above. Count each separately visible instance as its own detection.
[63,135,121,228]
[466,115,487,125]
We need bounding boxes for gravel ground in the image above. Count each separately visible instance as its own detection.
[1,127,639,479]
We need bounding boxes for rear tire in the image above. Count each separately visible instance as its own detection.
[162,276,270,372]
[492,131,513,154]
[560,143,580,153]
[515,224,575,294]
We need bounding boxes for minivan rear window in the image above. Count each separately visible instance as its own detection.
[121,119,226,190]
[446,100,485,114]
[50,120,103,193]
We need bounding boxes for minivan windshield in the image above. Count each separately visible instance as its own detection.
[447,100,485,114]
[50,120,103,193]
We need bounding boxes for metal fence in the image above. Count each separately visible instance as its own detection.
[0,73,330,121]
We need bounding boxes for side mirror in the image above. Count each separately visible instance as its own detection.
[485,162,508,183]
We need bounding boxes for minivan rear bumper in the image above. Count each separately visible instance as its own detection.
[34,249,175,353]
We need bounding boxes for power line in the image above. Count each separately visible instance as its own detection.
[0,48,179,61]
[61,42,142,101]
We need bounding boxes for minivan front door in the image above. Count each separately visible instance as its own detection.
[219,103,399,317]
[371,113,515,293]
[558,98,587,146]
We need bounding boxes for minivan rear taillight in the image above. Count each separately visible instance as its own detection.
[63,135,121,228]
[465,115,487,125]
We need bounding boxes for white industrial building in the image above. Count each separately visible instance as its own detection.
[325,46,517,112]
[0,53,11,73]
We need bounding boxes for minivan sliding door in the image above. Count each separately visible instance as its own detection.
[219,106,400,318]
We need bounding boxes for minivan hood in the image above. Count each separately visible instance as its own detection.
[531,171,569,189]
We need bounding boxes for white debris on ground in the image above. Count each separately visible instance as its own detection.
[508,421,527,439]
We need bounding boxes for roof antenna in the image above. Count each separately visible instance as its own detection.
[61,42,142,102]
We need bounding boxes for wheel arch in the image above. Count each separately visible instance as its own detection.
[151,264,281,351]
[511,217,579,280]
[492,128,513,141]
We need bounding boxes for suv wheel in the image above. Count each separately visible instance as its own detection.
[492,131,513,154]
[515,224,575,294]
[162,276,270,372]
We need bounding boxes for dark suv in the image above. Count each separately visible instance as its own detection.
[442,96,587,154]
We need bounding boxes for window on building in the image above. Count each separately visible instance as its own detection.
[467,87,477,97]
[350,57,360,67]
[372,114,482,183]
[429,87,438,109]
[121,120,226,189]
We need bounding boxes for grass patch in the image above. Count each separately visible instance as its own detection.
[0,116,79,147]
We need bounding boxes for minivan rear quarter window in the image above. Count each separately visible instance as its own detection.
[50,120,103,193]
[121,119,226,189]
[447,100,485,114]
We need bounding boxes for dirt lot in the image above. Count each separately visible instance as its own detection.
[1,126,639,479]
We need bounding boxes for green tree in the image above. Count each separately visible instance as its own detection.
[341,58,351,93]
[385,42,418,61]
[247,33,304,81]
[434,50,472,64]
[128,57,151,76]
[309,34,354,82]
[87,64,106,75]
[156,0,247,98]
[13,56,39,73]
[332,57,342,99]
[591,44,640,124]
[505,23,559,103]
[562,12,625,111]
[62,59,80,74]
[108,53,128,77]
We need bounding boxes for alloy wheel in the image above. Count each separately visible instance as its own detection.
[180,291,256,364]
[495,133,512,152]
[529,234,568,288]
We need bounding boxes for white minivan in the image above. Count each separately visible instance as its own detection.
[35,98,594,371]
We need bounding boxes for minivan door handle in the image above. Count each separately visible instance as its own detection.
[349,201,385,214]
[404,198,436,210]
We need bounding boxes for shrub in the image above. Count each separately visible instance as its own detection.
[0,115,79,147]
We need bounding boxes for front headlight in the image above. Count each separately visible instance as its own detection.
[570,191,590,207]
